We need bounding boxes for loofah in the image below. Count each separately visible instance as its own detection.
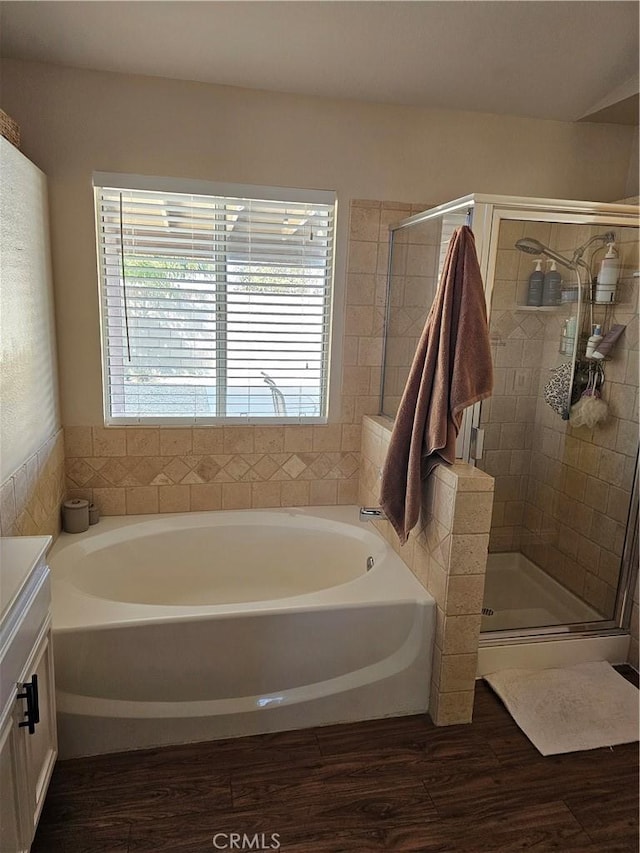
[578,394,609,428]
[569,395,589,427]
[570,362,608,428]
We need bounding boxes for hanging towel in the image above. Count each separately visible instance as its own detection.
[380,226,492,544]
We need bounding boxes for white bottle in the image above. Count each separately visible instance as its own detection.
[585,324,603,358]
[595,243,619,303]
[561,315,577,355]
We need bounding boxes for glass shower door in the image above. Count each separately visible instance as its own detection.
[477,214,639,635]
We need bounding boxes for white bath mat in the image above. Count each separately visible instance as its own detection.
[484,660,639,756]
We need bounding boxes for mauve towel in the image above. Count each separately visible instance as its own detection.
[380,226,492,544]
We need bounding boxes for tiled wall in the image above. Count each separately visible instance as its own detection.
[382,211,467,418]
[479,219,638,619]
[523,223,638,618]
[360,416,494,726]
[630,574,639,670]
[64,200,413,515]
[64,425,361,512]
[477,219,546,552]
[0,429,65,537]
[381,214,438,416]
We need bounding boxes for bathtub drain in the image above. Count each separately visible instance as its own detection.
[366,556,375,571]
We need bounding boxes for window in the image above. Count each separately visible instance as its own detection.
[94,174,336,424]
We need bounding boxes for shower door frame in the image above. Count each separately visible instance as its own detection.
[468,196,639,643]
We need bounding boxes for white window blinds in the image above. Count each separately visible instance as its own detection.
[94,179,336,423]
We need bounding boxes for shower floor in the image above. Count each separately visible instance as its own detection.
[481,552,602,633]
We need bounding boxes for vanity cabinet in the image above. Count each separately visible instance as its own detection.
[0,538,57,853]
[0,708,29,853]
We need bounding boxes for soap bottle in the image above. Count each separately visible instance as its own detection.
[594,242,619,303]
[563,315,577,355]
[585,324,603,359]
[559,320,569,354]
[526,259,544,306]
[560,319,575,355]
[542,260,562,306]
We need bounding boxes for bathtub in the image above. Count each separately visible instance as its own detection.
[49,506,435,758]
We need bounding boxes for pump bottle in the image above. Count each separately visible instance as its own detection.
[585,325,603,359]
[526,259,544,306]
[595,243,619,303]
[542,260,562,306]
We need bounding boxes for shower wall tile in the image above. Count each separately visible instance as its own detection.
[359,415,494,726]
[380,205,440,419]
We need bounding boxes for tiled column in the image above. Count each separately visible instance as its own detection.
[360,415,494,725]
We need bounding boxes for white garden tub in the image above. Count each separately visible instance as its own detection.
[49,506,435,757]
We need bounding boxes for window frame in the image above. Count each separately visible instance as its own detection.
[93,173,338,426]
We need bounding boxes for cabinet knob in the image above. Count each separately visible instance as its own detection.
[17,675,39,735]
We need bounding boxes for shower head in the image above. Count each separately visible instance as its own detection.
[515,237,547,255]
[514,238,576,271]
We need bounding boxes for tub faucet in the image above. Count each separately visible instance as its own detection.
[359,507,387,522]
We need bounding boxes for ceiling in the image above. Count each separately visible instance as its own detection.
[1,1,638,124]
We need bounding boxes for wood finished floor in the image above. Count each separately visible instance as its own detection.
[33,671,639,853]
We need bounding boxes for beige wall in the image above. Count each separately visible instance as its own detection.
[0,138,64,537]
[0,138,60,480]
[1,59,636,427]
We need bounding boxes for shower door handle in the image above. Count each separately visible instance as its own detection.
[470,427,485,461]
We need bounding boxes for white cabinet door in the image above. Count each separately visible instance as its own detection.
[0,707,30,853]
[20,628,57,838]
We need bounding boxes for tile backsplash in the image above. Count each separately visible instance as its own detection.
[65,425,360,512]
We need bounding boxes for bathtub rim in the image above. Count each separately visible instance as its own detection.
[50,505,433,634]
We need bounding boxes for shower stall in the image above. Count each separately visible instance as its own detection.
[381,193,639,666]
